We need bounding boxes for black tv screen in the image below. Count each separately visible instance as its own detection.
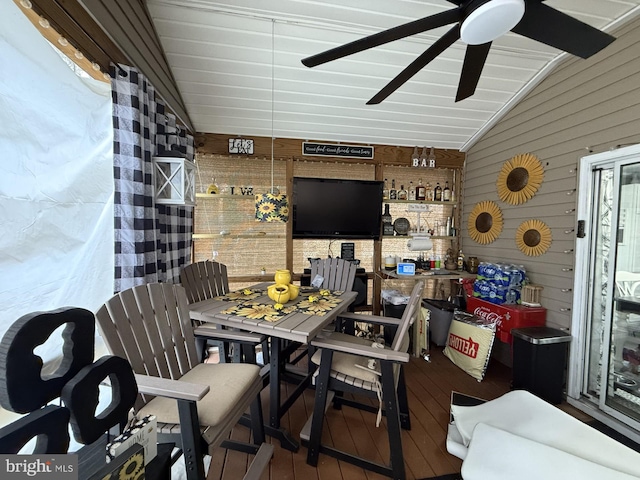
[292,177,383,240]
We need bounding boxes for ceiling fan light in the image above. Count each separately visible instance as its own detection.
[461,0,525,45]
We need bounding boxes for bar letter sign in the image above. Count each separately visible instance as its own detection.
[302,142,374,159]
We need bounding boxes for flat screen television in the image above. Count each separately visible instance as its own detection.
[292,177,383,240]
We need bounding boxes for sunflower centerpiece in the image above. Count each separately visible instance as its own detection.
[267,269,299,305]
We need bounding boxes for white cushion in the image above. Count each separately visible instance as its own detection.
[310,333,380,389]
[450,390,640,478]
[446,421,468,460]
[311,332,387,426]
[462,423,640,480]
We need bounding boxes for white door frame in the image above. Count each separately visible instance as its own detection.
[570,144,640,410]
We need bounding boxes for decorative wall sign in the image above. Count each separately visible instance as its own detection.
[228,138,254,154]
[255,193,289,222]
[516,219,552,256]
[468,201,503,245]
[496,153,544,205]
[302,142,374,159]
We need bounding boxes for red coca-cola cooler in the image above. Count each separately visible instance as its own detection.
[466,297,546,344]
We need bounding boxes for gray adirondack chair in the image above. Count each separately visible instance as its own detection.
[302,281,424,480]
[309,257,358,334]
[180,260,267,364]
[96,283,273,480]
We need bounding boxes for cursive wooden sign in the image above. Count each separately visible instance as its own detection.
[302,142,374,159]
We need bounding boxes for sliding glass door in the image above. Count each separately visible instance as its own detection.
[573,145,640,429]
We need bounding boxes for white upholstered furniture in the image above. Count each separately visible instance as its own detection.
[447,390,640,480]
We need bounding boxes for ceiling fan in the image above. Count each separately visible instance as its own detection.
[301,0,616,103]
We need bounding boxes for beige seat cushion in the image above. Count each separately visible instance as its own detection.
[138,362,260,427]
[311,333,381,389]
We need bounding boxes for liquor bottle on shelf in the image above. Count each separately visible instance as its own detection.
[427,147,437,168]
[398,184,408,200]
[419,147,429,166]
[416,178,426,201]
[434,182,442,201]
[412,147,420,166]
[408,181,416,201]
[443,181,451,201]
[457,249,465,271]
[425,182,432,201]
[389,179,397,200]
[383,178,389,200]
[382,204,394,236]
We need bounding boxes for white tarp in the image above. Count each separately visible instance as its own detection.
[0,2,114,356]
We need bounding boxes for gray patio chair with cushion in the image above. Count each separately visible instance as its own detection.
[302,281,424,480]
[96,283,273,480]
[180,260,268,365]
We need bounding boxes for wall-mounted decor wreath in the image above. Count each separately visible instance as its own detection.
[496,153,544,205]
[516,219,552,256]
[468,200,503,244]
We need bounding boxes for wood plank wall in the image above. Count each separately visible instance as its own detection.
[195,134,465,168]
[462,17,640,332]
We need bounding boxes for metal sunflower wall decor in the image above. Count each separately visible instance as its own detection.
[496,153,544,205]
[516,219,552,256]
[468,200,503,245]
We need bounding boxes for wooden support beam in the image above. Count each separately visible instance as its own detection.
[195,133,466,169]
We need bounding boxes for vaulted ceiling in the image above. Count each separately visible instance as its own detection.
[146,0,640,151]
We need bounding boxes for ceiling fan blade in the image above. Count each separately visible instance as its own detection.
[367,25,461,105]
[513,1,615,59]
[302,8,463,68]
[456,42,491,102]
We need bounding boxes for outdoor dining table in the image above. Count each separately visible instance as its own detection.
[189,281,357,451]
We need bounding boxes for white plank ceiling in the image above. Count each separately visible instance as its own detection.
[147,0,640,151]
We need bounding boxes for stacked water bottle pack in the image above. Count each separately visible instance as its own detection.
[473,263,526,305]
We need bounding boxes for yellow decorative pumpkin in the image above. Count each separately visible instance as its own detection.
[287,283,299,300]
[267,283,290,304]
[274,269,291,285]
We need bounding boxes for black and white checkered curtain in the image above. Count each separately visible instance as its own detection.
[110,65,194,292]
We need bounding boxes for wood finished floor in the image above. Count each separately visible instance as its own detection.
[205,346,517,480]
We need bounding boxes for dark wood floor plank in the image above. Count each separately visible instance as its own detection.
[288,382,320,480]
[205,346,514,480]
[206,431,230,480]
[324,402,370,480]
[221,419,251,480]
[300,386,343,480]
[267,380,296,480]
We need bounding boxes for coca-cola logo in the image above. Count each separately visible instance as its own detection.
[448,333,479,358]
[473,307,503,328]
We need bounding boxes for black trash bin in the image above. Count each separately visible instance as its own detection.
[511,326,572,404]
[422,299,456,346]
[382,301,407,346]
